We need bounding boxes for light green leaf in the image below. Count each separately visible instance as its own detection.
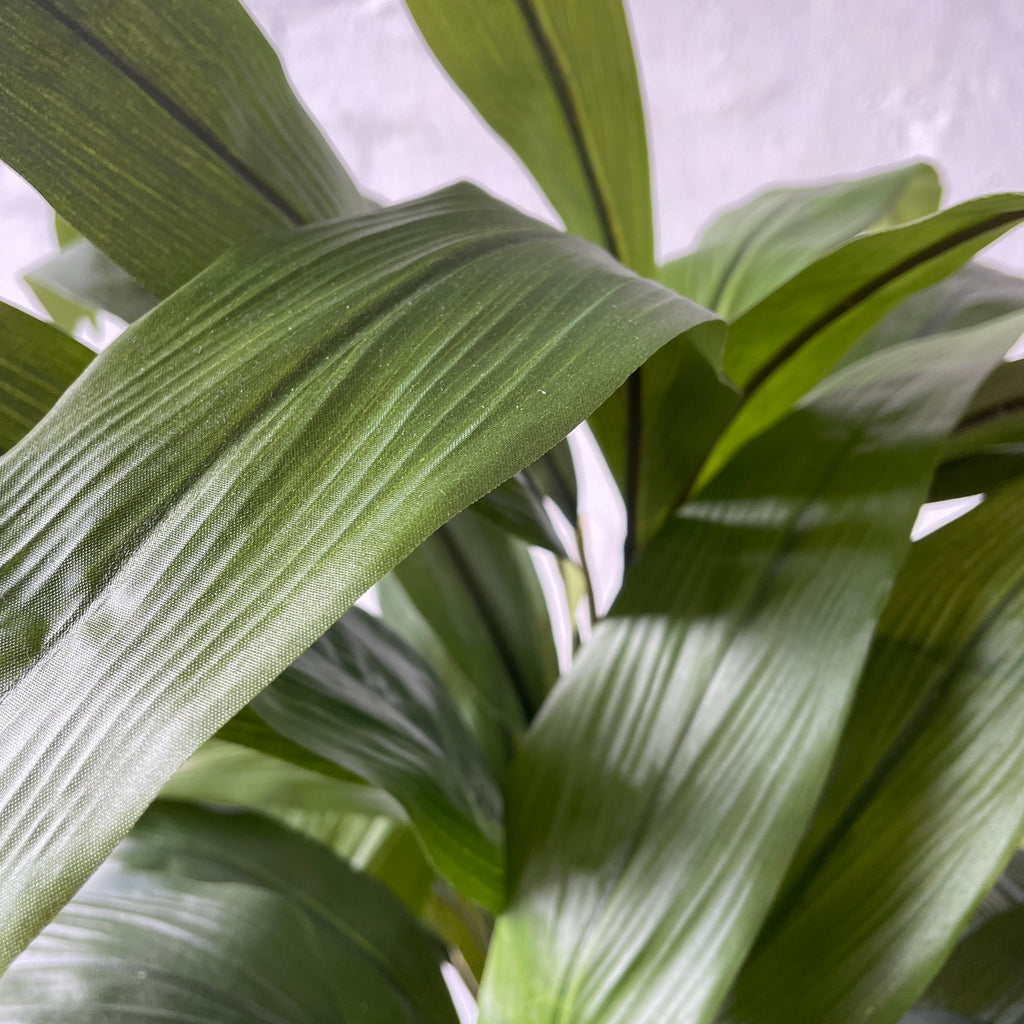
[0,802,457,1024]
[0,185,719,965]
[660,162,940,318]
[0,300,93,452]
[404,0,653,273]
[722,441,1024,1024]
[698,194,1024,488]
[478,321,1014,1024]
[25,237,158,326]
[0,0,365,297]
[248,607,506,910]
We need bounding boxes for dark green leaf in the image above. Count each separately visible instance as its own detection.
[0,802,457,1023]
[0,300,93,452]
[0,0,366,296]
[249,607,506,910]
[0,185,719,965]
[478,317,1013,1024]
[404,0,653,273]
[699,194,1024,486]
[722,439,1024,1024]
[660,162,940,318]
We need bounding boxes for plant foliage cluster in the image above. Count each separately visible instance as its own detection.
[2,1,1024,1022]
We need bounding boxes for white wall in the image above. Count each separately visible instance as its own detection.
[2,0,1023,319]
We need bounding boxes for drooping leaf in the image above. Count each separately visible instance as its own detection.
[0,0,366,297]
[0,300,93,452]
[404,0,653,274]
[660,162,940,318]
[722,446,1024,1024]
[247,607,506,910]
[25,237,158,326]
[477,320,1015,1024]
[0,185,720,965]
[0,803,457,1024]
[698,194,1024,488]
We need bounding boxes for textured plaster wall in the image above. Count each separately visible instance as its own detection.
[2,0,1024,324]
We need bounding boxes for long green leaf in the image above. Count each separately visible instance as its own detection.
[0,0,365,296]
[720,450,1024,1024]
[0,802,457,1023]
[698,194,1024,487]
[478,321,1014,1024]
[404,0,653,273]
[0,301,93,453]
[0,185,720,965]
[248,607,506,910]
[660,162,940,318]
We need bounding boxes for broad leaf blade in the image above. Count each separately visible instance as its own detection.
[0,0,365,296]
[660,162,940,318]
[249,607,506,910]
[722,446,1024,1024]
[0,803,457,1023]
[404,0,653,273]
[0,301,93,452]
[478,324,1013,1024]
[700,194,1024,486]
[0,185,719,965]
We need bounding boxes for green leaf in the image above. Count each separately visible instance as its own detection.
[247,607,506,910]
[721,443,1024,1024]
[0,0,366,297]
[920,906,1024,1024]
[0,300,93,452]
[25,237,158,326]
[660,162,940,319]
[477,320,1014,1024]
[404,0,653,273]
[698,194,1024,488]
[0,802,457,1024]
[0,185,719,965]
[383,512,559,739]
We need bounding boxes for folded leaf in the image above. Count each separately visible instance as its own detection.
[723,415,1024,1024]
[0,185,720,965]
[248,607,506,910]
[0,802,457,1023]
[478,323,1013,1024]
[699,194,1024,487]
[660,162,940,318]
[0,0,365,296]
[0,301,93,452]
[404,0,653,273]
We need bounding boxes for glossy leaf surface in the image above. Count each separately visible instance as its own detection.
[660,162,940,318]
[405,0,653,273]
[724,430,1024,1024]
[478,319,1012,1024]
[0,0,365,296]
[0,186,719,965]
[0,803,457,1023]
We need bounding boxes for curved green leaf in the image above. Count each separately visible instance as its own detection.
[0,0,365,296]
[0,185,719,965]
[478,320,1013,1024]
[404,0,653,273]
[249,607,506,910]
[660,162,940,319]
[698,194,1024,488]
[0,802,457,1023]
[0,300,93,453]
[722,454,1024,1024]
